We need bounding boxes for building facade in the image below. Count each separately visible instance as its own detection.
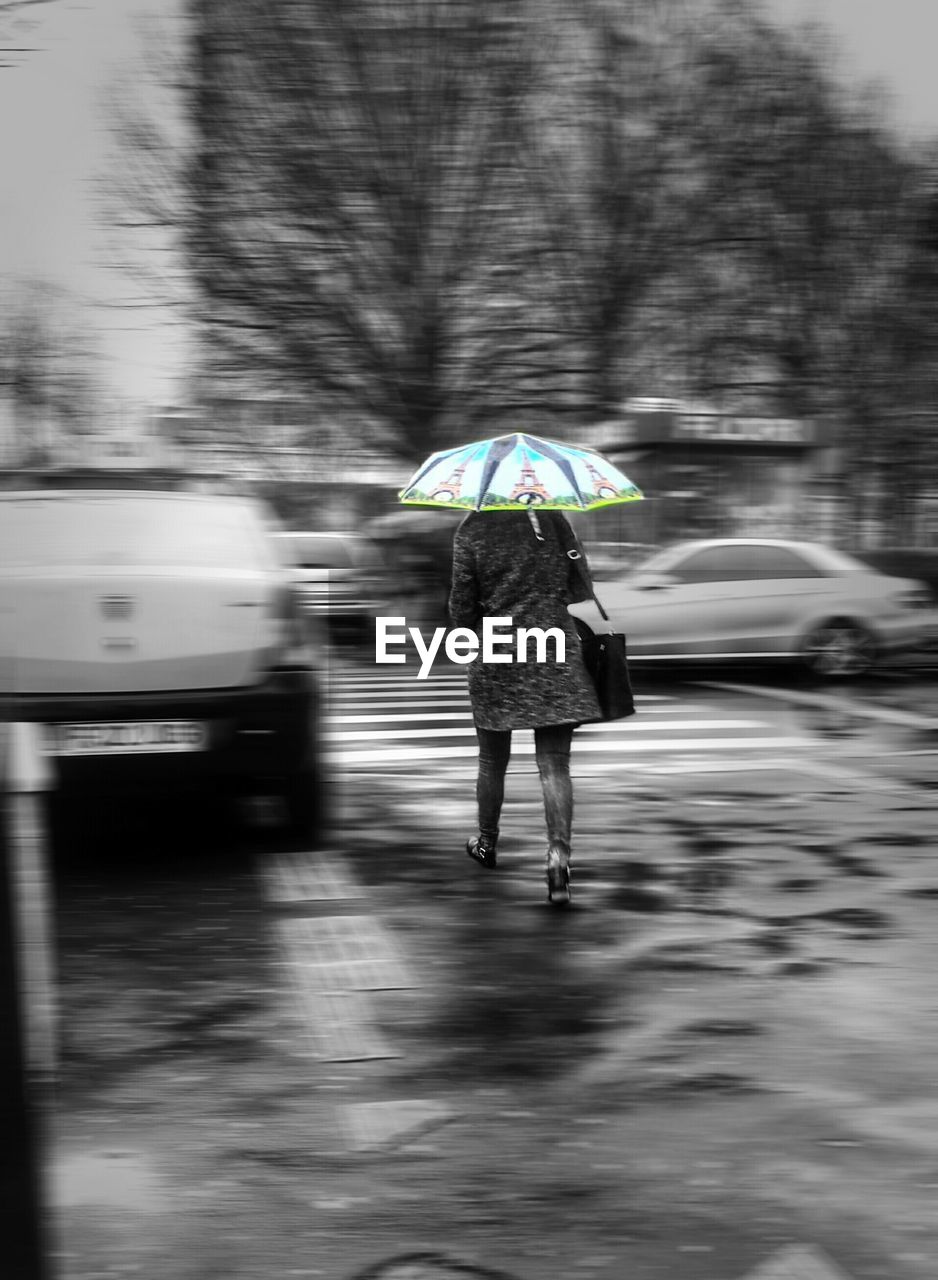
[149,401,410,531]
[584,398,838,547]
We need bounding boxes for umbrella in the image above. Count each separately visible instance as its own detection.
[398,432,642,512]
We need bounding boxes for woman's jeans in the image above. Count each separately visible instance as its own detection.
[475,724,575,860]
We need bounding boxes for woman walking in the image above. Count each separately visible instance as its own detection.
[448,508,600,903]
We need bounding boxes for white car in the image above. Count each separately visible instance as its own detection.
[0,474,324,835]
[569,538,934,677]
[272,531,387,639]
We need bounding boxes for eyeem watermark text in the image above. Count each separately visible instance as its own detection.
[376,616,566,680]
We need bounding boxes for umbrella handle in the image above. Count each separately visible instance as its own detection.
[527,509,545,542]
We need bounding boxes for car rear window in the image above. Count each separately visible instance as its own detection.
[670,545,824,582]
[800,545,871,573]
[0,495,273,569]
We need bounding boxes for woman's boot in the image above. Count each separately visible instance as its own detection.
[466,829,498,870]
[546,843,571,904]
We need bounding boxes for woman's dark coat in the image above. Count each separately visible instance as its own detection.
[447,510,601,731]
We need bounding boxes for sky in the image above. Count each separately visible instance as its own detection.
[1,0,937,410]
[765,0,938,134]
[0,0,185,411]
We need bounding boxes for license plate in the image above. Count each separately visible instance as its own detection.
[44,720,208,757]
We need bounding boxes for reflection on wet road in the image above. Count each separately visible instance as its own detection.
[47,660,938,1280]
[694,675,938,792]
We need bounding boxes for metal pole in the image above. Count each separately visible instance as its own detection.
[0,721,53,1280]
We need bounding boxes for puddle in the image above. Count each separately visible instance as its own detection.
[50,1150,168,1212]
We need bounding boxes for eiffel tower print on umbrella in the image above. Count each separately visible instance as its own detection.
[399,432,642,512]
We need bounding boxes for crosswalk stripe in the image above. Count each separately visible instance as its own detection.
[326,675,465,686]
[326,719,770,743]
[324,687,464,697]
[326,703,719,724]
[323,667,799,773]
[329,697,680,711]
[583,757,804,776]
[330,712,472,724]
[330,684,676,703]
[333,699,470,708]
[333,736,808,766]
[328,674,674,693]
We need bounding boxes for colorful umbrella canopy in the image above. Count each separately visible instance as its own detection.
[398,432,643,512]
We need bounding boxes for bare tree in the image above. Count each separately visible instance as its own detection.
[516,1,714,420]
[672,10,906,405]
[861,160,938,540]
[105,0,938,525]
[668,6,933,536]
[167,0,547,460]
[0,281,104,465]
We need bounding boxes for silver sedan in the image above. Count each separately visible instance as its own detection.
[570,538,935,678]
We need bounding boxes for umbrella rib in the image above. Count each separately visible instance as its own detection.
[474,434,519,510]
[401,442,472,494]
[521,433,588,507]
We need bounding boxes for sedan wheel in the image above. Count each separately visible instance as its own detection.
[801,619,876,679]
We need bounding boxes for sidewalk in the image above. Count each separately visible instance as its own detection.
[48,753,938,1280]
[319,763,938,1278]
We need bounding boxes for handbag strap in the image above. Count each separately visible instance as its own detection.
[591,589,611,624]
[559,524,611,624]
[531,512,612,625]
[566,552,610,623]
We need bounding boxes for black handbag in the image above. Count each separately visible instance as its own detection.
[578,604,636,722]
[561,533,635,722]
[547,517,635,723]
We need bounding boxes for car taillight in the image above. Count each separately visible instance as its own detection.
[269,585,314,667]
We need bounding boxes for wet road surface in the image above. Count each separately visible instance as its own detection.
[43,659,938,1279]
